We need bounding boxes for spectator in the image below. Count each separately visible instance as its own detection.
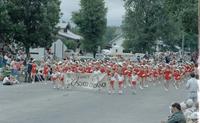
[193,102,199,112]
[188,112,198,123]
[184,99,194,119]
[25,59,32,82]
[186,73,199,102]
[161,103,186,123]
[2,75,18,85]
[180,102,187,112]
[3,53,8,66]
[186,99,194,109]
[165,55,170,64]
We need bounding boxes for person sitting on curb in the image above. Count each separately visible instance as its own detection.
[2,75,19,85]
[161,103,186,123]
[187,112,199,123]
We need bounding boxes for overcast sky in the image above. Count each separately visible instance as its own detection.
[60,0,125,26]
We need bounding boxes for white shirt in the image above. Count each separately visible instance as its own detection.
[111,76,116,81]
[186,78,199,92]
[118,75,124,81]
[4,55,8,60]
[132,75,137,81]
[3,77,10,84]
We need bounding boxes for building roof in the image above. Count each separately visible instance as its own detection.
[110,34,123,44]
[56,23,83,40]
[58,30,82,40]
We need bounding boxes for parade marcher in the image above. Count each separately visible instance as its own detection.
[173,68,179,89]
[138,65,145,90]
[51,67,57,89]
[152,67,159,85]
[59,69,65,89]
[131,71,138,94]
[31,59,37,83]
[108,71,116,94]
[117,70,124,94]
[43,62,49,84]
[163,64,172,91]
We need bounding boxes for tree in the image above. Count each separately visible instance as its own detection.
[63,39,77,51]
[164,0,198,52]
[0,0,12,43]
[123,0,198,53]
[72,0,107,58]
[6,0,60,58]
[122,0,171,53]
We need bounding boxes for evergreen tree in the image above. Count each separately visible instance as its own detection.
[72,0,107,58]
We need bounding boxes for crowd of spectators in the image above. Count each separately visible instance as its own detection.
[161,72,199,123]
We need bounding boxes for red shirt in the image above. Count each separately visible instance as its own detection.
[126,70,132,78]
[164,69,171,80]
[122,67,127,75]
[100,67,106,73]
[152,70,158,77]
[174,71,181,80]
[43,65,48,74]
[138,69,145,78]
[31,63,37,73]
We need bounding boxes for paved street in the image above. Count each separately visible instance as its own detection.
[0,82,187,123]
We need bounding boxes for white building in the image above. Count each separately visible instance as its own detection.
[29,48,45,60]
[30,22,82,60]
[109,34,125,55]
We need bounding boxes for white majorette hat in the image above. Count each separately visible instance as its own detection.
[127,65,132,68]
[58,61,62,65]
[118,62,123,66]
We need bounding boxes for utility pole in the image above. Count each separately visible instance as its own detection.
[198,0,200,69]
[181,31,184,58]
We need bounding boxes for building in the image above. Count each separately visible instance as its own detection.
[30,23,82,60]
[109,34,125,55]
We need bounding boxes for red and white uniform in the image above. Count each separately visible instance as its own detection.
[51,72,57,81]
[31,63,37,75]
[163,69,172,81]
[131,74,137,86]
[110,75,116,89]
[43,65,49,77]
[173,70,181,81]
[118,74,124,90]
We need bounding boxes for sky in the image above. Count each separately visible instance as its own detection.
[60,0,125,26]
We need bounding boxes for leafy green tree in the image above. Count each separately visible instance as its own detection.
[164,0,198,52]
[6,0,60,58]
[123,0,198,52]
[122,0,167,53]
[0,0,12,43]
[63,39,77,51]
[72,0,107,58]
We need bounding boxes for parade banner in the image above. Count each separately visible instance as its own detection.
[64,72,107,89]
